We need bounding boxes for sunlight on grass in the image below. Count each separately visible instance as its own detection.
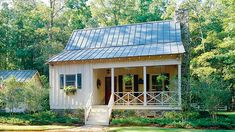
[0,124,75,131]
[108,127,235,132]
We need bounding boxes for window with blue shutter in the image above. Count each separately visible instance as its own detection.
[59,74,64,89]
[65,75,76,87]
[77,74,82,89]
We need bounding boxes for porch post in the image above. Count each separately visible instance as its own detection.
[178,64,182,106]
[143,66,147,106]
[111,68,114,94]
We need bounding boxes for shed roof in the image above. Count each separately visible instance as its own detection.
[49,20,185,62]
[0,70,38,82]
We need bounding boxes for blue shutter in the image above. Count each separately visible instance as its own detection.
[60,74,64,89]
[77,74,82,89]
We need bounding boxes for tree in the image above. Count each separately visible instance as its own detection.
[191,76,231,118]
[24,80,49,113]
[1,77,25,113]
[89,0,167,26]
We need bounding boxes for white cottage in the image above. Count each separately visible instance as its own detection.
[48,20,185,125]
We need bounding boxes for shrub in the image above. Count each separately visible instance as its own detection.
[163,111,199,121]
[112,110,136,118]
[0,111,83,125]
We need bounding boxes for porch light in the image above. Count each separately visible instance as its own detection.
[106,69,110,74]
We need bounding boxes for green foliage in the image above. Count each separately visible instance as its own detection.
[0,77,49,113]
[1,77,25,113]
[191,77,231,115]
[112,110,136,118]
[123,74,133,84]
[0,110,83,125]
[64,86,77,95]
[111,111,235,129]
[24,80,49,112]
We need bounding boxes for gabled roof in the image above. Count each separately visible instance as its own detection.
[0,70,38,82]
[49,20,185,62]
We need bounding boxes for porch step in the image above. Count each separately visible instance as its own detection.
[86,105,110,126]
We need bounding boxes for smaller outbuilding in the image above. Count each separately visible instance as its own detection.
[0,70,42,112]
[0,70,42,89]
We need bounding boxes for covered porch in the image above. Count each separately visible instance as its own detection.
[92,63,182,110]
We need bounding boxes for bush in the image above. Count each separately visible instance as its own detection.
[111,111,235,129]
[163,111,200,120]
[112,110,136,118]
[0,110,83,125]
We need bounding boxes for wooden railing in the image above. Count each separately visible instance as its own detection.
[114,91,178,106]
[108,93,114,119]
[84,92,93,124]
[114,92,144,105]
[146,91,178,105]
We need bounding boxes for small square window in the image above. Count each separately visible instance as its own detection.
[66,75,76,87]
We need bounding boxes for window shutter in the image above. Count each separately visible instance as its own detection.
[77,74,82,89]
[60,74,64,89]
[118,75,123,96]
[147,74,150,91]
[134,75,138,96]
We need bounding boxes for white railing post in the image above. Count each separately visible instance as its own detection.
[111,68,114,94]
[178,64,182,106]
[143,66,147,106]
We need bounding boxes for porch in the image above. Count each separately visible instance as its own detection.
[92,65,182,110]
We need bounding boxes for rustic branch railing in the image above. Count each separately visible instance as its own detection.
[114,91,178,106]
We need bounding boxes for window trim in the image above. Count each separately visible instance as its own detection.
[151,74,163,91]
[59,73,82,89]
[151,73,170,91]
[123,75,134,92]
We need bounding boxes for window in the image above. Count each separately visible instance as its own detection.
[77,74,82,89]
[124,74,133,92]
[151,73,170,91]
[152,75,163,91]
[59,74,64,89]
[59,74,82,89]
[66,75,76,86]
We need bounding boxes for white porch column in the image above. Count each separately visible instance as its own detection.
[143,66,147,106]
[178,64,182,106]
[111,68,114,94]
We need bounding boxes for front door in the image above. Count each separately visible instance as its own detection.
[105,77,117,105]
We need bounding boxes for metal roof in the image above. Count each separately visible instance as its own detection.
[49,20,185,62]
[0,70,38,82]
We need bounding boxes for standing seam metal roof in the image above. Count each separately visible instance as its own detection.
[0,70,38,82]
[49,20,185,62]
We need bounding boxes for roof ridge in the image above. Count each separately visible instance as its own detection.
[64,42,182,51]
[73,19,176,32]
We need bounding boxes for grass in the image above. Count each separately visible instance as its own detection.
[108,127,235,132]
[0,124,75,131]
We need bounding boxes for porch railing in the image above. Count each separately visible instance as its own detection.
[114,91,178,106]
[84,92,93,124]
[108,93,114,119]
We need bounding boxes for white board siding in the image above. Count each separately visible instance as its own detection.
[50,63,92,109]
[49,57,181,109]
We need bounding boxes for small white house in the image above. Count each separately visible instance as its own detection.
[48,20,185,125]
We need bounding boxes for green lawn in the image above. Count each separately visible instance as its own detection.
[108,127,235,132]
[0,124,75,131]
